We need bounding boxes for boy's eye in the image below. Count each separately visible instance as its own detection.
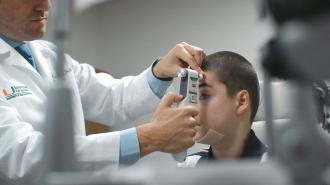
[199,93,210,100]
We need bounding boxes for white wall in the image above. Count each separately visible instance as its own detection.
[47,0,274,79]
[46,0,274,165]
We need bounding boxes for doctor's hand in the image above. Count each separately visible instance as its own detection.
[136,92,199,157]
[152,42,206,78]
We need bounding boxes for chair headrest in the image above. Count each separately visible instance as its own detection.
[254,81,294,121]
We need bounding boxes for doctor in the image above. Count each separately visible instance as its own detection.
[0,0,205,183]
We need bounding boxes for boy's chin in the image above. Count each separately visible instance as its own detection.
[195,129,225,145]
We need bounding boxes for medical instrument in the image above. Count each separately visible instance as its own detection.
[171,68,201,162]
[261,0,330,184]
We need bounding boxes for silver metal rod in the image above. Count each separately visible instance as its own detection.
[44,0,76,175]
[53,0,72,79]
[263,72,276,157]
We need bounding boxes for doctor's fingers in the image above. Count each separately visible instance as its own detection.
[180,106,199,118]
[158,92,183,109]
[186,127,197,138]
[183,116,199,129]
[173,131,195,151]
[182,133,196,148]
[181,42,206,67]
[174,43,203,74]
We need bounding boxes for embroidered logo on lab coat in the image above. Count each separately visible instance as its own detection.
[2,86,32,100]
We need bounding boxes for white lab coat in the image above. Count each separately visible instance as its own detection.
[0,39,160,183]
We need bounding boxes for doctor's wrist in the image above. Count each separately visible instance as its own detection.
[136,123,160,158]
[152,58,173,81]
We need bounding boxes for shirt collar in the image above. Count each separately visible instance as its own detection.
[0,35,23,48]
[206,129,267,160]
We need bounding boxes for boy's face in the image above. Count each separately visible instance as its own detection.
[195,71,239,141]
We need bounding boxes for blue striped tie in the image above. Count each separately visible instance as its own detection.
[15,43,37,70]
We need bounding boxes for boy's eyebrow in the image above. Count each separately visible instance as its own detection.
[199,83,212,88]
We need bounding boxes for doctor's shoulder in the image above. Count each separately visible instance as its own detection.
[30,40,76,71]
[29,40,58,59]
[32,40,57,51]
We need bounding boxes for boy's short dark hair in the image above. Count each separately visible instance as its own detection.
[202,51,260,122]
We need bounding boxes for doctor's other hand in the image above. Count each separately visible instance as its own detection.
[153,42,206,78]
[137,92,199,157]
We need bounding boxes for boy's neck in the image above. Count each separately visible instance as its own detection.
[211,122,251,159]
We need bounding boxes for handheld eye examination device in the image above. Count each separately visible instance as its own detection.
[172,68,202,162]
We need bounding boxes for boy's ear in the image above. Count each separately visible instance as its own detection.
[235,90,250,116]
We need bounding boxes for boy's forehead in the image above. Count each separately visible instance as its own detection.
[201,71,218,84]
[199,71,228,90]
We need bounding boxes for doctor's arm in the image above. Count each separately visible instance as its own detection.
[0,98,45,183]
[73,42,204,165]
[76,42,205,125]
[0,97,124,179]
[71,42,205,129]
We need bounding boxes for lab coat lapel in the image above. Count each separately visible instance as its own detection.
[0,39,40,77]
[0,38,12,61]
[29,41,53,81]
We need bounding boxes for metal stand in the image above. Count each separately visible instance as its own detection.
[43,0,76,183]
[261,5,330,184]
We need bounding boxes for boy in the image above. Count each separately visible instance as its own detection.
[179,51,267,167]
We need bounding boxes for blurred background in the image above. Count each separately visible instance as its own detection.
[46,0,274,79]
